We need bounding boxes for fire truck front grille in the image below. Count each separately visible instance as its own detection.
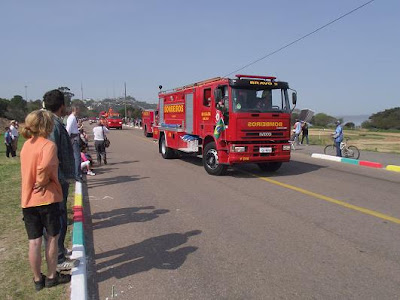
[240,130,285,140]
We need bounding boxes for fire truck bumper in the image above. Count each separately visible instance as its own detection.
[221,143,291,164]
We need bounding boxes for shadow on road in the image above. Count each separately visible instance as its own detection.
[232,160,326,178]
[87,175,149,188]
[91,206,170,230]
[94,230,201,282]
[105,160,139,166]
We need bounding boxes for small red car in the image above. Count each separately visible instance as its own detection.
[107,115,123,130]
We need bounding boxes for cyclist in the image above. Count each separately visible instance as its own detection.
[333,120,344,157]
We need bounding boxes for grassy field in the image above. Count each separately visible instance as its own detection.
[0,137,72,300]
[308,128,400,154]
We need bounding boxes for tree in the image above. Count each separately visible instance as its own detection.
[5,95,27,121]
[362,107,400,130]
[344,122,355,129]
[58,87,74,107]
[71,99,89,117]
[0,98,9,117]
[311,113,336,127]
[27,100,43,112]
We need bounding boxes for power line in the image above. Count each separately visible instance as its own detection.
[223,0,376,77]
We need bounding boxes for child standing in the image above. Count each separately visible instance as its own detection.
[20,110,71,291]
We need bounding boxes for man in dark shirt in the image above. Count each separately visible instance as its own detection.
[43,89,79,270]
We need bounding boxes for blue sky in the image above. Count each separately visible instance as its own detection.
[0,0,399,116]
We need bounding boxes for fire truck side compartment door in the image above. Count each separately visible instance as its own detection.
[159,98,164,124]
[185,93,194,134]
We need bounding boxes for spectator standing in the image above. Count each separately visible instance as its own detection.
[4,126,15,157]
[66,105,82,182]
[43,90,79,271]
[93,121,109,165]
[293,119,302,145]
[301,121,309,145]
[20,110,71,290]
[10,120,19,153]
[333,120,344,157]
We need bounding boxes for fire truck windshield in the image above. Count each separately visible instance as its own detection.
[232,88,290,113]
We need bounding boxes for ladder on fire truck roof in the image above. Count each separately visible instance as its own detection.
[160,77,223,94]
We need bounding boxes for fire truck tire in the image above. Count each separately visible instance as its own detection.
[203,142,227,176]
[144,126,151,137]
[160,134,174,159]
[257,162,282,172]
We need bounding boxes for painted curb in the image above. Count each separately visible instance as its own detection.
[70,181,88,300]
[311,153,392,171]
[386,165,400,173]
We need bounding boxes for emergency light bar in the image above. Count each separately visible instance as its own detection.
[236,74,276,81]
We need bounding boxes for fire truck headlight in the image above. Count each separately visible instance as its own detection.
[231,146,246,153]
[119,122,122,124]
[283,145,291,151]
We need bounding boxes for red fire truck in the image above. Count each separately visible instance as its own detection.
[153,75,297,175]
[142,109,157,137]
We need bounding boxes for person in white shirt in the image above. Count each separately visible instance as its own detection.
[93,121,109,165]
[9,120,19,153]
[66,106,82,181]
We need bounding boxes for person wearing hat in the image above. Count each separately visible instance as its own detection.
[333,120,344,157]
[10,120,19,154]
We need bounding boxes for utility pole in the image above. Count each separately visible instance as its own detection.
[81,82,84,101]
[124,82,127,122]
[24,85,28,101]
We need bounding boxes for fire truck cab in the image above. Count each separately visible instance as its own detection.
[154,75,297,175]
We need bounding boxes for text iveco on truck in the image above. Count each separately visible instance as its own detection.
[153,75,297,175]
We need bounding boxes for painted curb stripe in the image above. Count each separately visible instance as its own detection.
[72,221,84,246]
[386,165,400,173]
[311,153,342,162]
[246,171,400,225]
[341,157,359,165]
[71,181,87,300]
[359,161,383,168]
[74,193,83,207]
[70,245,87,300]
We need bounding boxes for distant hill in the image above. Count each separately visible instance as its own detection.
[337,115,370,126]
[88,96,157,112]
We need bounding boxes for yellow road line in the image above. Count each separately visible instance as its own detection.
[247,172,400,225]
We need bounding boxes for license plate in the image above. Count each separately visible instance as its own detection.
[259,147,272,153]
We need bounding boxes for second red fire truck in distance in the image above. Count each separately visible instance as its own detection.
[152,74,297,175]
[142,109,157,137]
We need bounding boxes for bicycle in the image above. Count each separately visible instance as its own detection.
[324,138,360,159]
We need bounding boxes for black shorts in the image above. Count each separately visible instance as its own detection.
[22,203,61,240]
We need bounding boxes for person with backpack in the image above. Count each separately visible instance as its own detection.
[93,121,109,165]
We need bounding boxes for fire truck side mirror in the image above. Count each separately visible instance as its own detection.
[292,92,297,105]
[214,89,222,102]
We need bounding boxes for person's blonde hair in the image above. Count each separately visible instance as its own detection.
[21,110,54,139]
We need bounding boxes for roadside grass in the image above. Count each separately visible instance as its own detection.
[308,128,400,154]
[0,136,72,300]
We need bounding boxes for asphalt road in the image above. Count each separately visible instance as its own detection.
[84,125,400,300]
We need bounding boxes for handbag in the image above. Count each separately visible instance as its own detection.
[103,127,110,148]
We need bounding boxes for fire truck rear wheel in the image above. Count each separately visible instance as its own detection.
[203,142,227,176]
[160,134,174,159]
[257,162,282,172]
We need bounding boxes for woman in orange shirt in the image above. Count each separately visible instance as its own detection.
[20,110,71,291]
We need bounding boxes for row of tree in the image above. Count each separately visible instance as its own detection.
[0,87,153,122]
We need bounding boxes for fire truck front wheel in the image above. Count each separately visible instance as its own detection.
[160,134,174,159]
[257,162,282,172]
[203,142,227,176]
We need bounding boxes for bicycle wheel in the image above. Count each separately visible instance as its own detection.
[324,145,336,156]
[344,145,360,159]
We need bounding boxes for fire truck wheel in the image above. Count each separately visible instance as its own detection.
[144,126,151,137]
[160,134,174,159]
[203,142,227,176]
[257,162,282,172]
